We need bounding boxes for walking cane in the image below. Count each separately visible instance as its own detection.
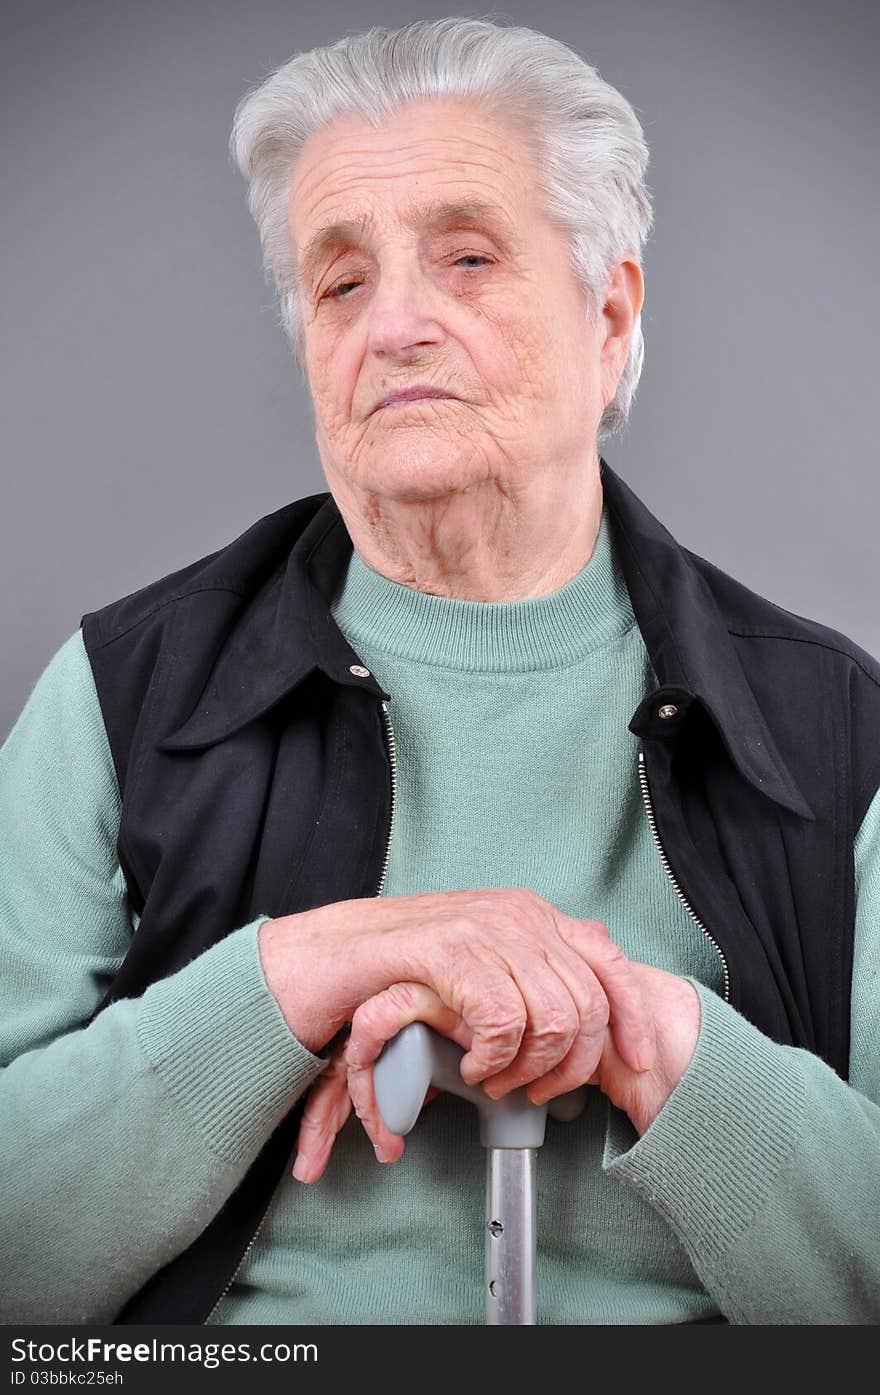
[374,1021,586,1325]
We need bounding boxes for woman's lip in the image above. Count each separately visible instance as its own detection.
[375,388,454,410]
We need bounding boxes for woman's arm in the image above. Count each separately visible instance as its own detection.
[0,630,327,1323]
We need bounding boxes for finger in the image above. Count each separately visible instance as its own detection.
[412,935,531,1084]
[294,1039,442,1181]
[558,917,656,1073]
[524,1025,608,1105]
[479,919,655,1097]
[482,951,608,1099]
[351,965,518,1093]
[473,936,602,1095]
[346,982,473,1068]
[347,982,471,1156]
[417,939,582,1091]
[441,953,577,1090]
[293,1052,353,1183]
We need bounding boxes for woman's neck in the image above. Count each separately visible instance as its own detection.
[324,454,604,602]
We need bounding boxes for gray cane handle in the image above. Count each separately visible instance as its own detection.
[373,1021,587,1148]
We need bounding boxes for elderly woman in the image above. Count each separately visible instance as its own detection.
[1,18,879,1327]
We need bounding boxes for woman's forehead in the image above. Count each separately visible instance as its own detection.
[289,100,536,244]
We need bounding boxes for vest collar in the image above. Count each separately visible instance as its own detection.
[601,460,812,819]
[159,459,813,820]
[158,497,392,756]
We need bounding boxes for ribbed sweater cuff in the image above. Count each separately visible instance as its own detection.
[135,916,328,1164]
[603,981,807,1264]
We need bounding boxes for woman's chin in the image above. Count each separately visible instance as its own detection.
[352,443,490,501]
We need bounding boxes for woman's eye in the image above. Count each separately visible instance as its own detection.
[323,254,491,302]
[325,279,361,300]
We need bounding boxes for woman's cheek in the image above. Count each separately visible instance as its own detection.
[493,325,554,408]
[307,346,349,430]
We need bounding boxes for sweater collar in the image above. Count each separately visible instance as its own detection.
[328,505,635,673]
[158,458,813,820]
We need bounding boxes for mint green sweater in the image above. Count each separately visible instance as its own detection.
[1,508,879,1324]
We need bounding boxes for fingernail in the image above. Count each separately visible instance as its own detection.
[292,1152,311,1182]
[374,1143,395,1163]
[637,1039,657,1072]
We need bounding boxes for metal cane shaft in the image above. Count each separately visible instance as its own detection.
[485,1147,536,1325]
[374,1023,586,1324]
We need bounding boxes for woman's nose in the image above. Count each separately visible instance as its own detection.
[365,260,445,357]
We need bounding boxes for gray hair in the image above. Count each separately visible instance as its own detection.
[230,16,654,441]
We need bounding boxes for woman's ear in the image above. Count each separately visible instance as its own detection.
[600,257,645,407]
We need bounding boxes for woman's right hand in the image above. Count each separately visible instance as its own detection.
[259,885,656,1109]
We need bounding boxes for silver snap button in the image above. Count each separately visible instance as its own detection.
[658,703,678,720]
[349,664,371,678]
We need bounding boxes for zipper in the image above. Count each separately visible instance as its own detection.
[204,1203,275,1323]
[205,697,399,1323]
[637,745,730,1001]
[376,700,398,897]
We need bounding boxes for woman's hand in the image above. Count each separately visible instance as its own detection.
[260,888,657,1097]
[291,963,701,1181]
[292,983,472,1182]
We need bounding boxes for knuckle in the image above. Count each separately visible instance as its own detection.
[297,1109,327,1140]
[385,981,420,1013]
[567,916,611,941]
[580,996,610,1034]
[490,885,542,921]
[532,1009,576,1047]
[479,1010,526,1053]
[350,997,380,1032]
[349,1000,369,1031]
[590,919,612,939]
[598,938,629,971]
[512,885,542,908]
[351,1093,372,1122]
[533,1064,575,1098]
[559,917,623,962]
[488,1012,525,1043]
[345,1049,372,1076]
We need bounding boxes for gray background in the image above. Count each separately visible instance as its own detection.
[2,0,878,740]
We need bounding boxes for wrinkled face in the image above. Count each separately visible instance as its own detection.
[289,98,612,504]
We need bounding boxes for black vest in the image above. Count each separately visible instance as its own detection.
[80,458,880,1323]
